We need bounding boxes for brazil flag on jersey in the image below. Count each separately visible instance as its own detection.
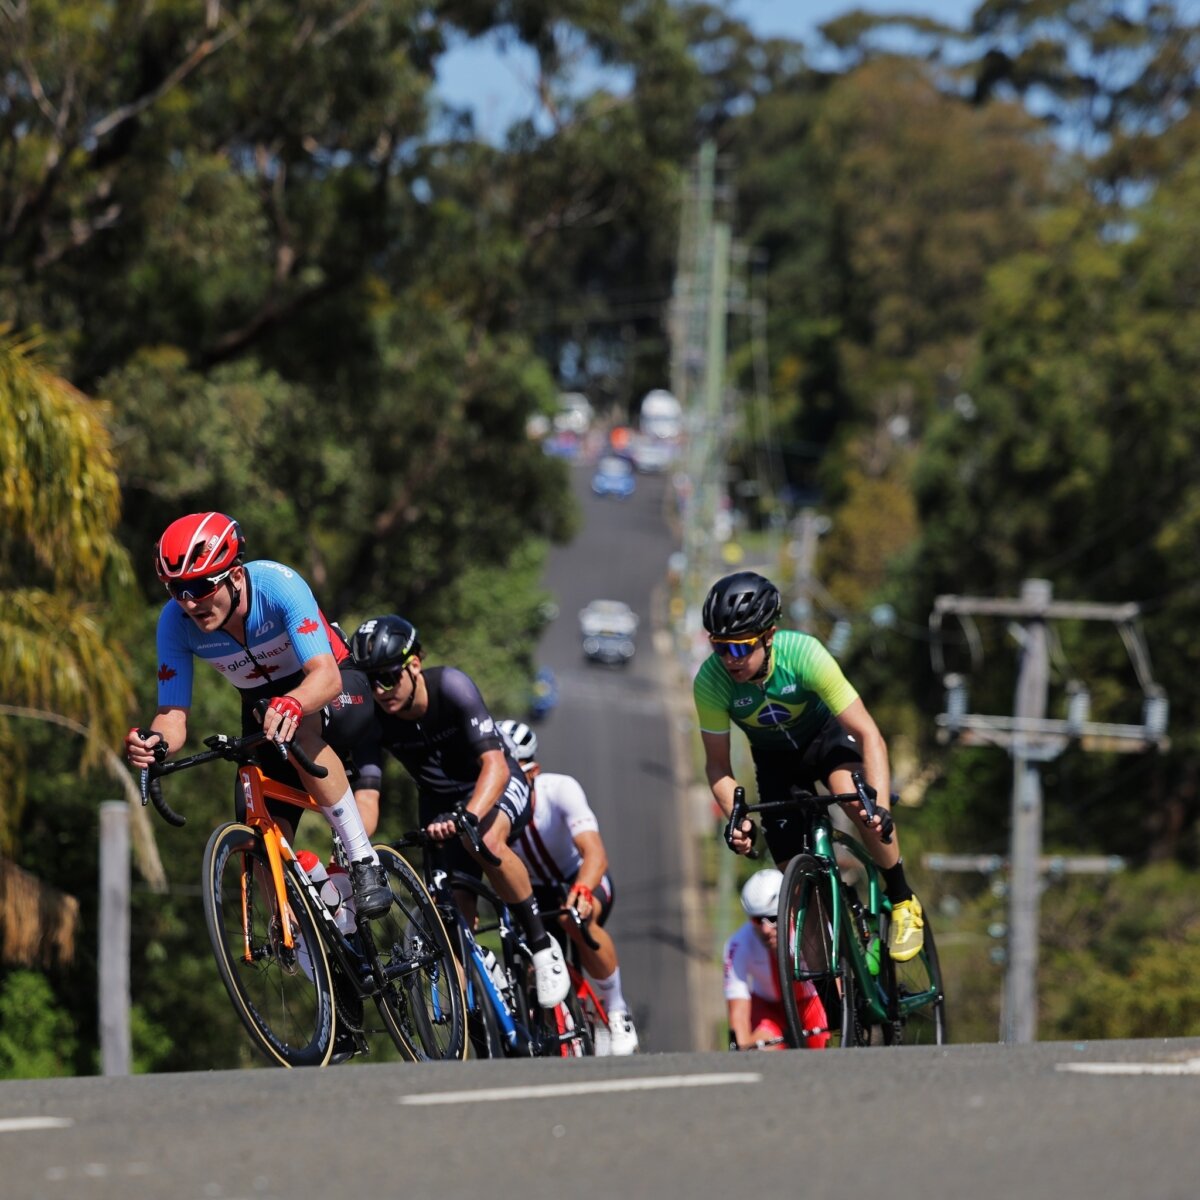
[693,629,858,749]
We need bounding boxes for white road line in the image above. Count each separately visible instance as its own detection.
[0,1116,74,1133]
[400,1072,762,1106]
[1057,1057,1200,1076]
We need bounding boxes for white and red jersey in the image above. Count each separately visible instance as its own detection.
[511,772,600,888]
[723,920,780,1003]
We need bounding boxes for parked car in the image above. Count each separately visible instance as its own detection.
[591,455,636,498]
[579,599,638,665]
[553,392,594,435]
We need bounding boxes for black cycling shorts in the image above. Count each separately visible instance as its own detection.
[235,666,376,829]
[417,769,533,882]
[751,716,863,863]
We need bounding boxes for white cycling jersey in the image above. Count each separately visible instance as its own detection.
[511,772,600,887]
[723,921,780,1003]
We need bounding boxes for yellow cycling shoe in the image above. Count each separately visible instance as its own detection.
[888,896,925,963]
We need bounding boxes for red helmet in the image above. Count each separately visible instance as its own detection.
[155,512,245,582]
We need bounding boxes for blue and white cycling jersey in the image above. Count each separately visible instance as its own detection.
[156,560,346,708]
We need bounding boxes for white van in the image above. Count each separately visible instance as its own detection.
[638,389,683,440]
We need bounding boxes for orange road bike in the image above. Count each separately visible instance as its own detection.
[141,726,466,1066]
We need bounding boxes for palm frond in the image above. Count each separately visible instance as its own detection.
[0,590,134,765]
[0,327,130,592]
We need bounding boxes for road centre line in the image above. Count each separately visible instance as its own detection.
[400,1072,762,1105]
[0,1116,74,1132]
[1057,1057,1200,1076]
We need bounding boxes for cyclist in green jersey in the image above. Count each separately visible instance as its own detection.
[693,571,924,962]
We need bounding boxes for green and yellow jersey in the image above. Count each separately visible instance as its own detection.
[693,629,858,750]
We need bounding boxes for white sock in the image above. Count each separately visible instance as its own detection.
[587,966,628,1017]
[322,789,376,864]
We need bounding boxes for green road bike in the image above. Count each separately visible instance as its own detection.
[728,772,947,1049]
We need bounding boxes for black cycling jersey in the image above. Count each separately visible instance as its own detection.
[354,666,524,800]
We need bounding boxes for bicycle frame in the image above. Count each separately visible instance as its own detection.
[149,737,412,1001]
[540,904,610,1032]
[733,780,938,1037]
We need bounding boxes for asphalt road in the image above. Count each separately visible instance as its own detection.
[528,458,701,1053]
[5,1039,1199,1200]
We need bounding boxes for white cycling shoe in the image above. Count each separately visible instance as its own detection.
[532,940,570,1007]
[606,1010,639,1056]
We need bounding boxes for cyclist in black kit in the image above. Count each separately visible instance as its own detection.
[348,614,570,1009]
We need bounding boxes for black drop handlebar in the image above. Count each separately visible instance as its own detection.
[724,768,894,854]
[136,699,328,828]
[393,802,503,868]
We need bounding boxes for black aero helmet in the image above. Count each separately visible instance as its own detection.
[702,571,782,637]
[350,614,422,672]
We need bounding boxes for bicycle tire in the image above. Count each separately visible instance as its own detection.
[777,853,857,1049]
[203,823,335,1068]
[363,846,467,1062]
[465,949,506,1058]
[522,975,593,1057]
[879,908,948,1046]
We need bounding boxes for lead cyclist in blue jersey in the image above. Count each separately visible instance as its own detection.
[124,511,391,919]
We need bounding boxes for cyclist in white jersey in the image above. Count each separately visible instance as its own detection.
[498,720,639,1056]
[724,869,828,1050]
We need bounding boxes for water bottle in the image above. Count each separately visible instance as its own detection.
[480,947,509,999]
[322,862,358,935]
[864,913,881,977]
[296,849,328,887]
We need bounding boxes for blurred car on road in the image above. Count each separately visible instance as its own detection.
[629,433,675,474]
[528,667,559,720]
[591,454,636,498]
[579,599,638,665]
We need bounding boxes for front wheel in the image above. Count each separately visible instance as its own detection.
[363,846,467,1061]
[879,906,947,1046]
[203,823,335,1067]
[465,951,507,1059]
[777,854,857,1049]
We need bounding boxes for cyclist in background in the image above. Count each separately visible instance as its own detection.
[725,869,829,1050]
[497,719,639,1056]
[693,570,924,963]
[124,512,391,919]
[348,615,570,1009]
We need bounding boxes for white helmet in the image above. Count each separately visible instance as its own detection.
[498,719,538,764]
[740,868,783,918]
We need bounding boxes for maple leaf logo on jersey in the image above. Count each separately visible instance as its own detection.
[158,663,177,682]
[297,618,319,634]
[246,665,280,680]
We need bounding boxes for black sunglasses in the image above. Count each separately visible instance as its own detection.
[369,665,407,691]
[755,914,777,926]
[165,569,234,602]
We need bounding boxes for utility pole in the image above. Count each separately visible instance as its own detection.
[787,508,831,632]
[1008,578,1049,1043]
[98,801,131,1076]
[932,579,1168,1045]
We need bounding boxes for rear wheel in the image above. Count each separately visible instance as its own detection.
[525,976,593,1057]
[203,823,335,1067]
[880,907,947,1046]
[777,854,857,1049]
[363,846,466,1061]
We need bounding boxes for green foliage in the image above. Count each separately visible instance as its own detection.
[0,970,78,1079]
